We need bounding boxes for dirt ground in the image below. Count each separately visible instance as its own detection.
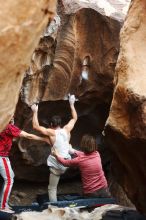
[9,178,82,206]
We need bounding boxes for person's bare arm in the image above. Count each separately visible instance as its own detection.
[64,95,77,132]
[19,131,51,144]
[53,149,79,167]
[31,104,55,136]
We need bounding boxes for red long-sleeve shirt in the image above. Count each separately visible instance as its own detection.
[0,124,21,156]
[56,150,107,194]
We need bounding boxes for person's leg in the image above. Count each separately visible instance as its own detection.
[84,187,111,198]
[96,187,111,198]
[48,171,60,202]
[0,157,14,209]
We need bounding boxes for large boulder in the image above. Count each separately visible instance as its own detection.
[0,0,57,131]
[62,0,130,21]
[14,4,121,181]
[21,7,121,105]
[105,0,146,214]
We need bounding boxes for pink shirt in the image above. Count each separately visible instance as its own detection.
[56,150,108,194]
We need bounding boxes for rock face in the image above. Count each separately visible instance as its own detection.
[105,0,146,214]
[62,0,131,21]
[3,0,145,213]
[0,0,57,131]
[13,3,121,181]
[21,6,121,105]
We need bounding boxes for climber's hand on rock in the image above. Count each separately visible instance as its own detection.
[52,148,59,157]
[31,104,38,112]
[69,94,76,106]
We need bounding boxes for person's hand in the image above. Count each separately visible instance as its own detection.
[31,104,38,112]
[52,148,59,157]
[69,94,76,106]
[10,117,14,125]
[69,144,75,154]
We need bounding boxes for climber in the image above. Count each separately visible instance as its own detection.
[31,95,78,202]
[0,118,50,213]
[53,134,111,198]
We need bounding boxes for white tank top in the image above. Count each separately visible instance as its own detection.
[47,128,71,170]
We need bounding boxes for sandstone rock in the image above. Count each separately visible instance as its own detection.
[105,0,146,215]
[14,2,121,181]
[21,6,121,105]
[0,0,57,131]
[13,3,121,181]
[62,0,130,22]
[0,0,135,211]
[1,0,145,215]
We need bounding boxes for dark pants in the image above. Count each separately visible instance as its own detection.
[84,187,111,198]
